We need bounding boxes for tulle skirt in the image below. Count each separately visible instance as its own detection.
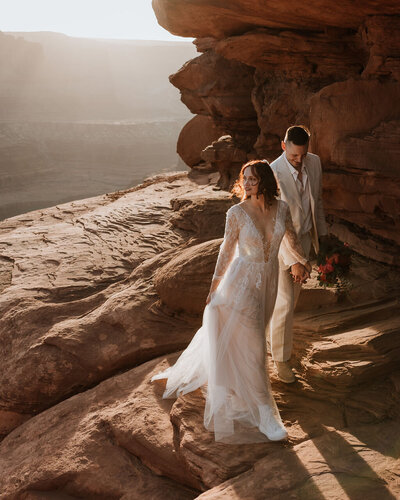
[152,256,286,443]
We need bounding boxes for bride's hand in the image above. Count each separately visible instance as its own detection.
[290,263,310,284]
[305,261,312,273]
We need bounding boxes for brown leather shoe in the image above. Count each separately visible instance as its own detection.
[275,361,296,383]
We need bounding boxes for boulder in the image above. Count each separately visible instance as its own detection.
[201,135,248,189]
[169,188,233,238]
[170,50,258,149]
[0,174,227,437]
[177,115,225,167]
[0,356,201,498]
[154,239,221,314]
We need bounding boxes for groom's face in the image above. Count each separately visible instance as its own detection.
[282,141,308,169]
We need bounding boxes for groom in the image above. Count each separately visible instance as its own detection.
[269,125,328,383]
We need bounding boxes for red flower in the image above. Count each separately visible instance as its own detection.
[320,274,327,282]
[325,263,334,273]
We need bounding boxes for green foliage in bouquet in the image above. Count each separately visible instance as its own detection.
[316,236,352,291]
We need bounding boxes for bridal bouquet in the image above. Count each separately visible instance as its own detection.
[316,236,352,291]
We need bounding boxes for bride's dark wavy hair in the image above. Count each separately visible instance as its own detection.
[232,159,279,207]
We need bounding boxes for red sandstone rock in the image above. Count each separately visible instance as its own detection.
[361,15,400,81]
[0,356,200,498]
[215,29,364,78]
[309,78,400,262]
[157,0,400,266]
[169,378,345,490]
[1,173,400,497]
[169,188,233,238]
[197,420,400,499]
[0,174,230,437]
[170,52,255,120]
[201,135,248,188]
[310,79,400,171]
[177,115,225,167]
[153,0,399,39]
[170,50,258,148]
[154,239,221,315]
[1,2,400,496]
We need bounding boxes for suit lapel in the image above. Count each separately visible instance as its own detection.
[303,157,316,216]
[278,155,303,212]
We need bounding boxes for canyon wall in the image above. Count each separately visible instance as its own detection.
[153,0,400,265]
[0,4,399,498]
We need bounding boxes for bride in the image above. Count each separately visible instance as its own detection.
[152,160,310,443]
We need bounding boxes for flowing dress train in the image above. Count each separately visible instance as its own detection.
[152,200,307,443]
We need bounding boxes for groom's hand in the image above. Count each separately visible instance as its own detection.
[290,263,310,284]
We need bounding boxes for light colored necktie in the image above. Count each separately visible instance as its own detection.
[297,170,304,193]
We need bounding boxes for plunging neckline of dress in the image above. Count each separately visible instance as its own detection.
[237,201,281,262]
[237,201,280,242]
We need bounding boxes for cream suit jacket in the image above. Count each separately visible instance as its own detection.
[270,152,328,266]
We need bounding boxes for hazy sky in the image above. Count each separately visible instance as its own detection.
[0,0,191,41]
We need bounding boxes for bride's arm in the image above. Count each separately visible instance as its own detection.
[206,208,239,303]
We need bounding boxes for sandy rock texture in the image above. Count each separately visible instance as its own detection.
[156,0,400,264]
[198,420,400,499]
[170,49,258,149]
[1,1,400,497]
[0,356,200,499]
[0,173,232,438]
[201,135,248,189]
[1,170,400,498]
[177,115,225,168]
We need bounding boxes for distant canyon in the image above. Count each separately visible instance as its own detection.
[0,31,196,219]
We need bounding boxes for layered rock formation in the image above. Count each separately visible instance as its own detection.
[0,2,400,498]
[154,0,400,265]
[0,170,399,498]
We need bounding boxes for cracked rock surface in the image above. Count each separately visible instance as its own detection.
[0,171,399,498]
[1,2,400,492]
[0,173,231,437]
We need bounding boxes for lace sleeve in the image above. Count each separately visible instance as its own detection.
[212,208,239,281]
[280,204,308,267]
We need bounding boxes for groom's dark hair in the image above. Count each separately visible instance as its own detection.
[284,125,310,145]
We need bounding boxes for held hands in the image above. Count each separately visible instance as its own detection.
[290,262,311,284]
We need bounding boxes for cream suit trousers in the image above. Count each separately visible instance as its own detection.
[268,232,312,362]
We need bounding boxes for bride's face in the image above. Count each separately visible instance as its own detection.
[243,166,259,196]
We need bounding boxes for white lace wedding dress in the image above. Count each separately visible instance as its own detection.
[152,200,307,443]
